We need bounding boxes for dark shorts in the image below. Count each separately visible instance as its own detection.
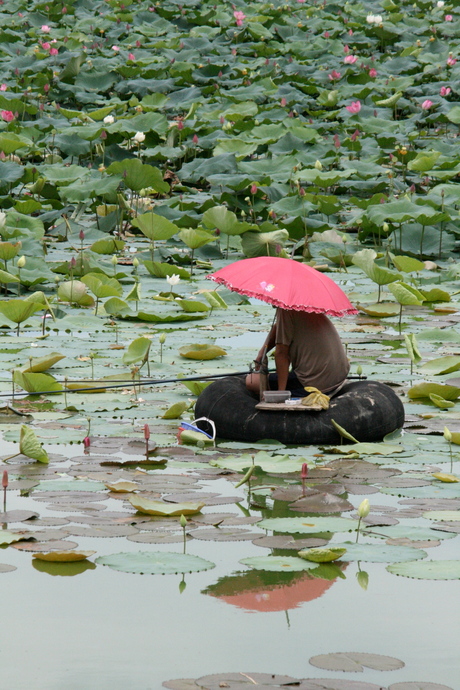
[268,372,306,398]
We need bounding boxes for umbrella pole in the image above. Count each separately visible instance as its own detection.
[259,312,277,400]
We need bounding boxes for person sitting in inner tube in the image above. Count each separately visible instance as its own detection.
[246,308,350,397]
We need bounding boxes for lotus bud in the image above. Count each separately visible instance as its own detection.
[356,570,369,590]
[144,424,150,440]
[382,222,389,234]
[444,426,452,442]
[179,578,186,593]
[159,332,166,344]
[301,463,308,479]
[132,131,145,143]
[314,160,323,170]
[133,257,139,268]
[79,230,85,241]
[180,514,187,528]
[69,257,76,269]
[17,255,26,268]
[358,498,370,519]
[356,365,362,376]
[2,470,8,489]
[83,436,90,448]
[111,255,118,266]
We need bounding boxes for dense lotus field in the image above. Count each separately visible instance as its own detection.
[2,1,460,689]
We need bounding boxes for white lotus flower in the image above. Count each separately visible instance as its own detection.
[437,1,445,7]
[132,131,145,143]
[103,115,114,124]
[166,274,181,287]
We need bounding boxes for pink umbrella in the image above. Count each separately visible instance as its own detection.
[208,257,357,317]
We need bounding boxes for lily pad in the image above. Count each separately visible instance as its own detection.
[387,560,460,579]
[239,556,319,572]
[309,652,404,672]
[179,344,227,360]
[128,496,204,516]
[96,551,215,575]
[324,542,426,563]
[298,547,347,563]
[257,517,359,534]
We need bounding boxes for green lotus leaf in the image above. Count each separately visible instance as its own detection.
[19,424,49,463]
[18,352,65,373]
[122,336,151,366]
[0,531,32,545]
[241,229,289,258]
[13,371,62,394]
[176,300,210,313]
[388,281,424,306]
[423,511,460,521]
[202,205,251,236]
[408,382,460,400]
[131,213,179,242]
[179,344,226,360]
[179,380,213,395]
[420,356,460,376]
[257,517,359,534]
[107,159,169,194]
[240,556,319,572]
[298,547,347,563]
[143,261,190,279]
[0,299,43,324]
[323,542,426,563]
[161,401,189,419]
[128,495,204,515]
[90,238,125,254]
[179,228,215,250]
[358,303,401,317]
[352,248,401,286]
[387,560,460,580]
[0,241,20,262]
[210,452,312,473]
[429,393,455,409]
[96,551,215,575]
[81,274,123,299]
[0,269,19,284]
[390,254,425,273]
[57,281,92,306]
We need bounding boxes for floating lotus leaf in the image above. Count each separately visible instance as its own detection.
[96,551,215,575]
[0,564,16,573]
[432,473,459,483]
[0,531,32,546]
[179,344,227,360]
[32,551,96,562]
[298,547,347,563]
[104,481,139,493]
[210,452,312,473]
[128,495,204,516]
[420,356,460,376]
[423,511,460,521]
[365,525,455,542]
[388,684,453,690]
[358,303,401,317]
[239,556,319,572]
[387,560,460,580]
[323,542,426,563]
[309,652,404,673]
[257,517,359,534]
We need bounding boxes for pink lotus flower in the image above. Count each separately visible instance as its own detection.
[440,86,451,96]
[0,84,6,91]
[421,99,433,110]
[323,31,330,38]
[1,110,14,122]
[447,56,457,66]
[369,67,377,78]
[49,47,58,56]
[445,14,453,21]
[144,424,150,440]
[112,45,119,51]
[83,436,90,448]
[333,134,340,148]
[348,29,353,35]
[41,24,51,32]
[128,53,135,60]
[42,42,50,50]
[344,44,350,53]
[328,70,341,80]
[280,97,287,107]
[44,83,50,93]
[192,134,199,144]
[250,183,257,194]
[351,129,360,141]
[2,470,8,489]
[234,10,246,26]
[346,100,361,114]
[344,55,358,64]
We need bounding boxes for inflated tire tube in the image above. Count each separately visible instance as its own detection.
[195,376,404,445]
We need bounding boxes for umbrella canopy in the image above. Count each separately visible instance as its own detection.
[208,257,358,317]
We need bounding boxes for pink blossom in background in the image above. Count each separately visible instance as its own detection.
[323,31,330,38]
[440,86,451,96]
[250,183,257,194]
[280,97,287,106]
[1,110,14,122]
[445,14,453,21]
[348,29,353,35]
[344,55,358,64]
[41,24,51,32]
[234,10,246,26]
[42,42,50,50]
[346,100,361,114]
[0,84,6,91]
[49,47,58,56]
[297,0,305,3]
[333,134,340,148]
[351,129,360,141]
[343,44,350,53]
[328,70,341,80]
[421,99,433,110]
[369,67,377,77]
[128,53,135,60]
[44,83,50,93]
[192,134,199,145]
[112,45,119,51]
[447,56,457,66]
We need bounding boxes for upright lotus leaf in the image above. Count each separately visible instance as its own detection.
[352,249,400,298]
[13,371,63,394]
[24,291,55,320]
[143,261,190,279]
[419,287,451,303]
[202,206,250,236]
[0,241,20,263]
[296,169,354,188]
[179,228,215,250]
[107,159,169,194]
[0,269,19,284]
[0,133,28,155]
[90,238,125,254]
[0,299,43,327]
[202,291,228,309]
[81,274,123,299]
[18,352,65,373]
[125,282,141,303]
[404,334,422,366]
[179,344,227,360]
[366,198,444,225]
[407,151,442,173]
[241,229,289,258]
[388,281,424,306]
[131,213,179,242]
[162,401,190,419]
[175,299,210,313]
[19,424,49,463]
[420,356,460,376]
[57,281,94,307]
[122,336,152,367]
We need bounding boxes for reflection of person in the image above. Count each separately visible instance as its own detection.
[246,308,350,397]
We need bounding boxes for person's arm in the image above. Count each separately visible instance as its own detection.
[254,322,276,368]
[275,342,290,390]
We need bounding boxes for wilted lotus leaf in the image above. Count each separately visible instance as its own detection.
[188,528,257,542]
[104,481,138,493]
[309,652,404,672]
[0,510,39,522]
[127,532,187,544]
[96,551,215,575]
[194,673,301,689]
[128,495,204,516]
[408,382,460,401]
[19,424,49,463]
[358,303,401,317]
[32,550,96,562]
[298,547,347,563]
[0,530,33,546]
[432,473,459,483]
[290,493,354,513]
[179,344,227,360]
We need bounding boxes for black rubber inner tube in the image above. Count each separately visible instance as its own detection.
[195,376,405,445]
